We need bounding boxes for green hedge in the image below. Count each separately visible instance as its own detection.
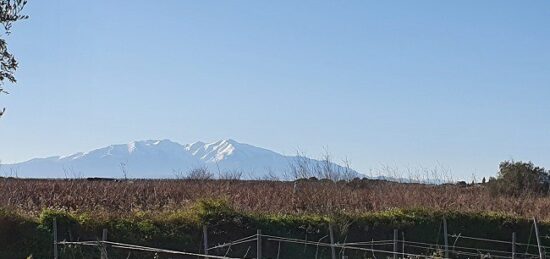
[2,200,549,258]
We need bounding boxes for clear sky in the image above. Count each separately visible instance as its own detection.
[0,1,549,180]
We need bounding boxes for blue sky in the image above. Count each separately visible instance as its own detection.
[1,1,549,180]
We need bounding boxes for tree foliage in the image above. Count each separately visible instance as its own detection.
[488,161,550,196]
[0,0,27,117]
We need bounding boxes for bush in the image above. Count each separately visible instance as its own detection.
[488,161,549,196]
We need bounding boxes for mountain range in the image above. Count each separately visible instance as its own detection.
[2,139,361,179]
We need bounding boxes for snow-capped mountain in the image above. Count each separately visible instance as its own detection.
[3,139,360,179]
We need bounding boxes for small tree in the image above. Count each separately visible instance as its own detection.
[488,161,549,196]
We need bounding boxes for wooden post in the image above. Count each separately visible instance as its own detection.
[443,217,449,258]
[53,218,58,259]
[393,229,398,259]
[101,228,108,259]
[257,229,262,259]
[512,232,516,259]
[534,217,544,259]
[329,224,336,259]
[203,225,209,257]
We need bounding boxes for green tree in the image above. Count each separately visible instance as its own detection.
[488,161,549,196]
[0,0,27,117]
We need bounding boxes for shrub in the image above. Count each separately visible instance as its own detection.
[487,161,549,196]
[187,167,214,180]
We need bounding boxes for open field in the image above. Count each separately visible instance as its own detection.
[2,178,550,219]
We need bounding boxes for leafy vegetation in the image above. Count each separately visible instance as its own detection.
[0,0,27,117]
[488,161,550,196]
[1,200,550,258]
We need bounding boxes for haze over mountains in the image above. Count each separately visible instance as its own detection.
[2,139,360,179]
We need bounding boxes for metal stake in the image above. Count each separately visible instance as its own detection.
[203,225,209,257]
[443,217,449,258]
[257,229,262,259]
[393,229,398,259]
[329,224,337,259]
[512,232,516,259]
[53,218,58,259]
[534,217,544,259]
[101,228,108,259]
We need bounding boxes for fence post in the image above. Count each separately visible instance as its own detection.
[512,232,516,259]
[393,229,398,259]
[443,217,449,258]
[101,228,108,259]
[53,218,58,259]
[402,231,405,259]
[257,229,262,259]
[534,217,544,259]
[329,224,336,259]
[203,225,209,257]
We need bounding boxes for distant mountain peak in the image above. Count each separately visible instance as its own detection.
[188,139,239,163]
[4,138,361,179]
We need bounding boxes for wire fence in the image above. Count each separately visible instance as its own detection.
[52,217,549,259]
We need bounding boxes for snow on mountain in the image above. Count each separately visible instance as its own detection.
[3,139,361,179]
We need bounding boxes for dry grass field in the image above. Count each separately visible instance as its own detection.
[1,178,549,220]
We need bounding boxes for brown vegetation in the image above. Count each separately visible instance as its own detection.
[2,178,550,220]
